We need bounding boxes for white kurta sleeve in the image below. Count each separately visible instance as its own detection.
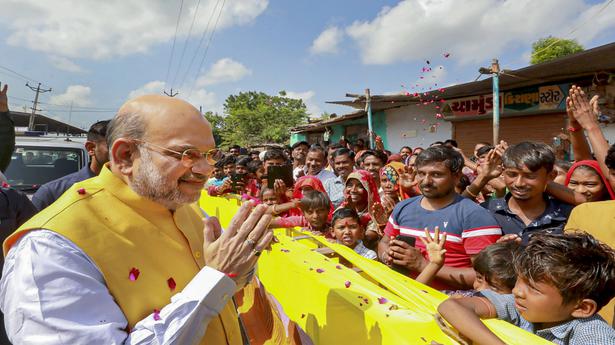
[0,230,236,345]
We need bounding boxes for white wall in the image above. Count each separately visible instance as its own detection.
[384,105,453,152]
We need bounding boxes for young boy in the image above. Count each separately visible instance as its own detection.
[438,232,615,344]
[269,190,331,237]
[206,160,227,188]
[331,208,377,259]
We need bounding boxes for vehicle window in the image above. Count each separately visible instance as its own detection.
[5,146,84,190]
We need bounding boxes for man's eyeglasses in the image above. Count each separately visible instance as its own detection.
[135,140,223,167]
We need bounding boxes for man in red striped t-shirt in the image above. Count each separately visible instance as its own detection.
[378,146,501,290]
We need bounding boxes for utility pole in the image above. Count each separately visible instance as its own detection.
[491,59,500,145]
[163,88,179,97]
[26,82,52,131]
[66,101,73,136]
[365,88,374,149]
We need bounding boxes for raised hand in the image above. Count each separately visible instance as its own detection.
[418,227,447,266]
[202,203,273,289]
[370,202,389,228]
[399,165,418,191]
[569,85,599,130]
[476,149,502,180]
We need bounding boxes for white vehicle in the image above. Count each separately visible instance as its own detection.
[5,136,88,195]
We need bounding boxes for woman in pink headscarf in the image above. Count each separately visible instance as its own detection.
[339,170,383,249]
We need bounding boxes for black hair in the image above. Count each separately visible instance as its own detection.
[359,150,387,165]
[221,155,237,166]
[249,150,260,156]
[605,144,615,170]
[263,149,286,162]
[87,120,110,142]
[456,174,471,191]
[327,143,343,151]
[236,157,252,167]
[214,160,225,169]
[291,141,310,150]
[444,139,458,148]
[554,159,573,172]
[502,141,555,172]
[430,141,444,147]
[247,159,263,174]
[514,231,615,309]
[230,145,241,150]
[400,146,412,152]
[415,146,464,174]
[476,145,495,157]
[308,145,327,159]
[332,147,355,160]
[356,138,365,145]
[299,190,331,211]
[259,186,276,199]
[473,242,520,291]
[331,207,361,228]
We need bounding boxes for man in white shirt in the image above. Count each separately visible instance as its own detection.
[1,95,272,344]
[304,145,335,183]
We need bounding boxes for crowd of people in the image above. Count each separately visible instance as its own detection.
[199,85,615,344]
[0,83,615,344]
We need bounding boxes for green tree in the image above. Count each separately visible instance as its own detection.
[220,91,309,147]
[203,111,224,146]
[530,37,584,64]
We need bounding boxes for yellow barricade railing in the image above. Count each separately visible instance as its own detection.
[200,192,551,345]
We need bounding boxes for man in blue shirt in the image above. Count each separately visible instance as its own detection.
[323,148,354,208]
[482,142,573,242]
[32,120,110,210]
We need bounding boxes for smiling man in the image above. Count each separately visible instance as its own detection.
[1,95,273,344]
[483,142,574,242]
[378,146,501,290]
[304,145,335,183]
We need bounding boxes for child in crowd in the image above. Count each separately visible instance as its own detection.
[205,160,227,188]
[259,187,280,207]
[447,241,518,297]
[269,190,333,238]
[331,208,377,259]
[438,232,615,344]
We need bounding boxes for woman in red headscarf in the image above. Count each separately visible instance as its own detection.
[339,170,384,249]
[565,160,615,202]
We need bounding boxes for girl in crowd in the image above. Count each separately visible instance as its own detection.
[565,160,615,202]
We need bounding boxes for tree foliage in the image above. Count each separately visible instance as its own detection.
[203,111,224,146]
[530,37,584,65]
[218,91,308,147]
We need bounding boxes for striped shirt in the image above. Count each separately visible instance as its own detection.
[384,195,502,289]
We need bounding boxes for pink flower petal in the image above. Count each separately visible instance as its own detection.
[77,188,86,195]
[153,309,161,321]
[345,281,351,288]
[443,53,450,58]
[167,277,176,291]
[316,268,325,273]
[336,265,342,270]
[129,267,140,281]
[378,297,388,304]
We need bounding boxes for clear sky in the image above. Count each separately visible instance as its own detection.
[0,0,614,129]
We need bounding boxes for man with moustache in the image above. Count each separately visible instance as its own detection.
[291,141,309,180]
[304,145,335,182]
[378,146,501,290]
[324,148,355,208]
[1,95,273,344]
[483,141,574,243]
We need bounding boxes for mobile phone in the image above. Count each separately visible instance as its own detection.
[391,235,416,275]
[267,164,294,189]
[395,235,416,247]
[230,173,246,192]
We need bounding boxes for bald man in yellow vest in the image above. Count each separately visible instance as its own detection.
[1,95,273,344]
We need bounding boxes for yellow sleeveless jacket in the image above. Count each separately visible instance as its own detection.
[4,166,241,345]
